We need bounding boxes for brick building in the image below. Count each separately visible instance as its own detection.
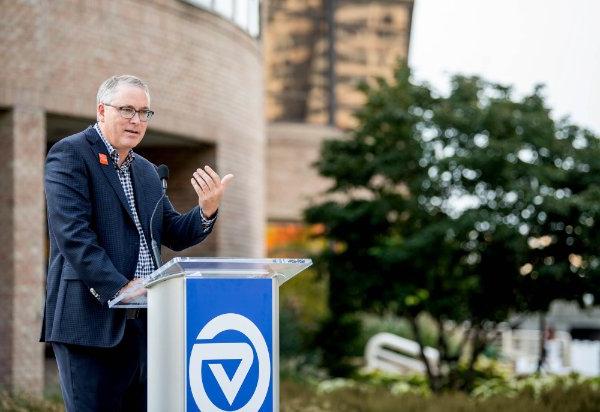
[264,0,413,224]
[0,0,264,394]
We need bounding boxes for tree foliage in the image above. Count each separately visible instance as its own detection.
[305,63,600,390]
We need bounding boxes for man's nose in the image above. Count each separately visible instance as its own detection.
[129,112,141,124]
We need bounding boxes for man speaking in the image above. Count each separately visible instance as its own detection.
[41,75,233,411]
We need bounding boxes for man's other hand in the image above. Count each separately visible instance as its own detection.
[120,278,147,303]
[190,165,234,218]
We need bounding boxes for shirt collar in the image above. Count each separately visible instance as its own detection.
[94,123,135,168]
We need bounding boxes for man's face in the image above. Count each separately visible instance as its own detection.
[97,85,149,153]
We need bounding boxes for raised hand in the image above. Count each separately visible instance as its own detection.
[190,165,234,218]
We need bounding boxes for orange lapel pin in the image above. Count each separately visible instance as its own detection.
[99,153,109,165]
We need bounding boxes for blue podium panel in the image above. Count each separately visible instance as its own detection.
[186,278,274,412]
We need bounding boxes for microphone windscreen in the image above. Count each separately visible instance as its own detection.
[157,164,169,181]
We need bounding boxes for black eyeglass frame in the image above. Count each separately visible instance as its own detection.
[103,103,155,122]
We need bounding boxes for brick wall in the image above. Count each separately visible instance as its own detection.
[0,0,266,258]
[0,0,265,394]
[0,111,16,391]
[0,108,46,394]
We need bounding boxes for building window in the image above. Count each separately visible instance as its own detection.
[182,0,261,38]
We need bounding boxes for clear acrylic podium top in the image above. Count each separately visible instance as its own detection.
[144,257,313,289]
[109,257,313,308]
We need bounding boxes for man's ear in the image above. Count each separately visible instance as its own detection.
[97,103,105,122]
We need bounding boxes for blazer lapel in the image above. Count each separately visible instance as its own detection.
[85,127,136,223]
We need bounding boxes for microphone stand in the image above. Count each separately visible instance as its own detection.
[150,173,168,269]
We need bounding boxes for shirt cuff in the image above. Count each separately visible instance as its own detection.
[199,208,217,232]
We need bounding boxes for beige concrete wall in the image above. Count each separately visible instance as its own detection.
[265,0,413,129]
[267,122,343,221]
[264,1,413,223]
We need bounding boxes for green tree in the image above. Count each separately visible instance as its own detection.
[305,63,600,391]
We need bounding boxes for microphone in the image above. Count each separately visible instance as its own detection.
[150,165,169,269]
[157,164,169,190]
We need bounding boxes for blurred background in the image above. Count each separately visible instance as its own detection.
[1,0,600,410]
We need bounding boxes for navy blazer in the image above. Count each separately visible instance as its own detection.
[41,126,212,347]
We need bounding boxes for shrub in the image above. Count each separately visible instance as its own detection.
[0,391,63,412]
[281,376,600,412]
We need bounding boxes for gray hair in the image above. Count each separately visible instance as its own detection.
[96,75,151,105]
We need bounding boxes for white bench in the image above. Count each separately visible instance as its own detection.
[364,332,439,374]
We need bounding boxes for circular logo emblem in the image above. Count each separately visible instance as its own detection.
[189,313,271,411]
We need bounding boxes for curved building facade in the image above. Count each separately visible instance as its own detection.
[0,0,264,393]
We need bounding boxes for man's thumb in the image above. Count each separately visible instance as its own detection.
[222,174,234,188]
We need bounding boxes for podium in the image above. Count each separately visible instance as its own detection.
[144,257,312,412]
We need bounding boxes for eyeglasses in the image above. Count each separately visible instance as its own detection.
[103,103,155,122]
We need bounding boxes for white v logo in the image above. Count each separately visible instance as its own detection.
[189,313,271,412]
[193,342,254,405]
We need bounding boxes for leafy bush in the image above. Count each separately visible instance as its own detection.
[280,354,329,384]
[281,374,600,412]
[472,373,600,399]
[0,391,63,412]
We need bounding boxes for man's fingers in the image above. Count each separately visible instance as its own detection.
[121,279,147,302]
[130,286,146,298]
[196,168,216,190]
[195,165,233,190]
[204,165,221,185]
[190,178,205,197]
[190,177,208,198]
[192,171,210,193]
[192,166,233,216]
[124,288,144,300]
[126,279,143,292]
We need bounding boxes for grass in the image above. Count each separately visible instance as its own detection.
[0,390,64,412]
[2,376,599,411]
[281,379,600,412]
